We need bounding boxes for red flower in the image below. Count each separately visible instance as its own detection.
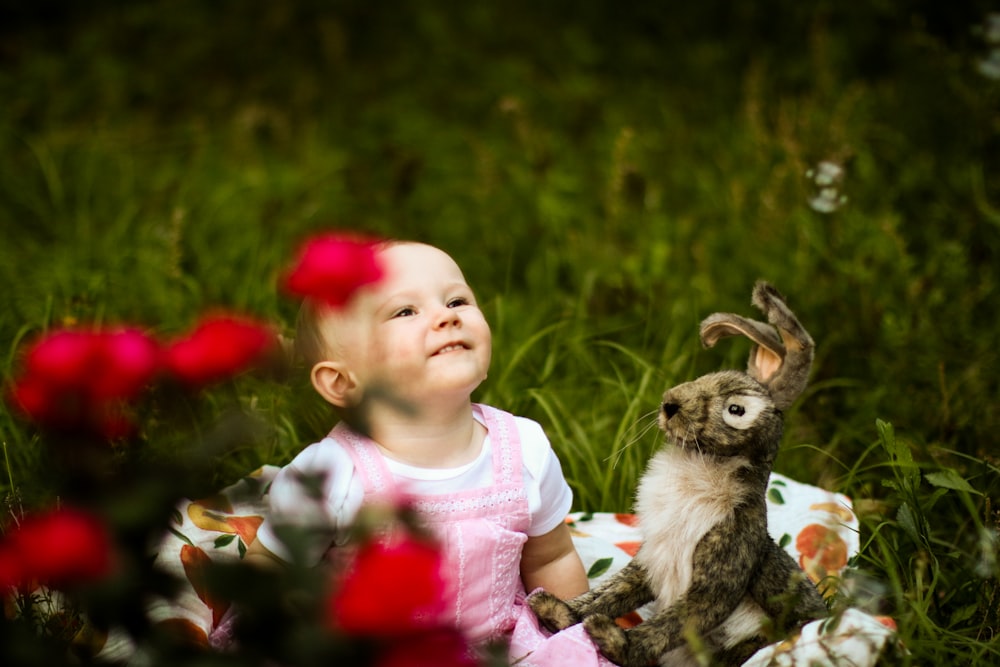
[0,507,114,590]
[6,327,159,435]
[376,629,477,667]
[0,544,21,588]
[22,330,101,393]
[162,314,276,388]
[327,533,450,637]
[88,329,160,401]
[282,233,384,307]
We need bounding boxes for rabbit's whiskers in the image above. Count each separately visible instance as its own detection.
[606,409,660,468]
[674,424,702,455]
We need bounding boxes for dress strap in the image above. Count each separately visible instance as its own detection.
[337,406,524,496]
[474,404,524,486]
[333,422,397,498]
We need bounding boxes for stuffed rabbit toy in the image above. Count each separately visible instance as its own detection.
[529,282,827,666]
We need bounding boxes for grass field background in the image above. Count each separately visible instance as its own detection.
[2,0,999,662]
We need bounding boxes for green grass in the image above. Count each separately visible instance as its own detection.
[2,0,999,663]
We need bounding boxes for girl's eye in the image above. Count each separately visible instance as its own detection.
[447,297,469,308]
[392,307,417,318]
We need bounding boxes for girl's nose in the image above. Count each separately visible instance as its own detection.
[435,306,461,329]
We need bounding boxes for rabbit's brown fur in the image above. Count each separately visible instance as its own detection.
[529,282,827,666]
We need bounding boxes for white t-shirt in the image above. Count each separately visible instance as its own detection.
[256,411,573,563]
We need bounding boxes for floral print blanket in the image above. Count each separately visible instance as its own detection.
[89,466,896,665]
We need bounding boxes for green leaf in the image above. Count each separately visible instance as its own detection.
[238,538,247,559]
[779,533,792,548]
[877,418,919,492]
[925,469,981,495]
[949,603,979,627]
[214,534,237,548]
[587,557,614,579]
[171,508,183,525]
[767,488,785,505]
[896,502,923,546]
[167,526,195,547]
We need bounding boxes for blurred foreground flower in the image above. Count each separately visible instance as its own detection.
[327,532,451,637]
[6,328,159,436]
[162,314,277,389]
[375,628,479,667]
[282,233,384,307]
[0,507,114,591]
[6,316,278,435]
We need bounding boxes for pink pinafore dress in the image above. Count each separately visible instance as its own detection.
[340,404,614,666]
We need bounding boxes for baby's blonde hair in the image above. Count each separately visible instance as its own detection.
[293,298,329,368]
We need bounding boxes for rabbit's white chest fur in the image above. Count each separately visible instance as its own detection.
[634,446,753,606]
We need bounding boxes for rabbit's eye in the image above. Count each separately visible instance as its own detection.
[722,396,768,430]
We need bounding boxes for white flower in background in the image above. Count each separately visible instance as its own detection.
[976,13,1000,80]
[984,12,1000,44]
[805,160,848,213]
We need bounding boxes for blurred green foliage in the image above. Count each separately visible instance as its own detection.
[1,0,999,662]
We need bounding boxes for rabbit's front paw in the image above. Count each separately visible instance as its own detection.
[527,590,580,633]
[583,613,629,665]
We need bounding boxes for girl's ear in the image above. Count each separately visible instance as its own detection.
[311,361,359,408]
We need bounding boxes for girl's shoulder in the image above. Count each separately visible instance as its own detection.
[475,403,549,442]
[475,404,557,481]
[286,430,357,470]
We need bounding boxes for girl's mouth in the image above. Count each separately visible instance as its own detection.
[434,343,467,355]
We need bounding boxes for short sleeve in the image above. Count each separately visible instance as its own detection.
[516,417,574,537]
[255,438,364,563]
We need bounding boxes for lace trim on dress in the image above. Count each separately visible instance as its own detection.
[338,426,390,496]
[413,486,525,517]
[482,405,516,485]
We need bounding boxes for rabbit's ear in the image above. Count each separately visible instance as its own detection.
[701,313,786,383]
[700,281,814,410]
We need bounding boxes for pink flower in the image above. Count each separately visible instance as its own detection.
[0,507,115,590]
[161,314,276,388]
[327,533,450,637]
[282,233,384,307]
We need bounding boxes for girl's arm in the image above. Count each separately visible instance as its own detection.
[520,521,589,600]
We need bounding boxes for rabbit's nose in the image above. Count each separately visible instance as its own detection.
[662,402,680,420]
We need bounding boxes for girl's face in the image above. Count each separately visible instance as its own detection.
[332,243,492,408]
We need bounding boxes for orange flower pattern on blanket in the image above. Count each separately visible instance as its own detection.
[796,523,849,589]
[154,617,211,648]
[180,544,230,627]
[808,502,855,523]
[615,541,642,557]
[187,495,264,547]
[614,611,644,629]
[875,616,897,631]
